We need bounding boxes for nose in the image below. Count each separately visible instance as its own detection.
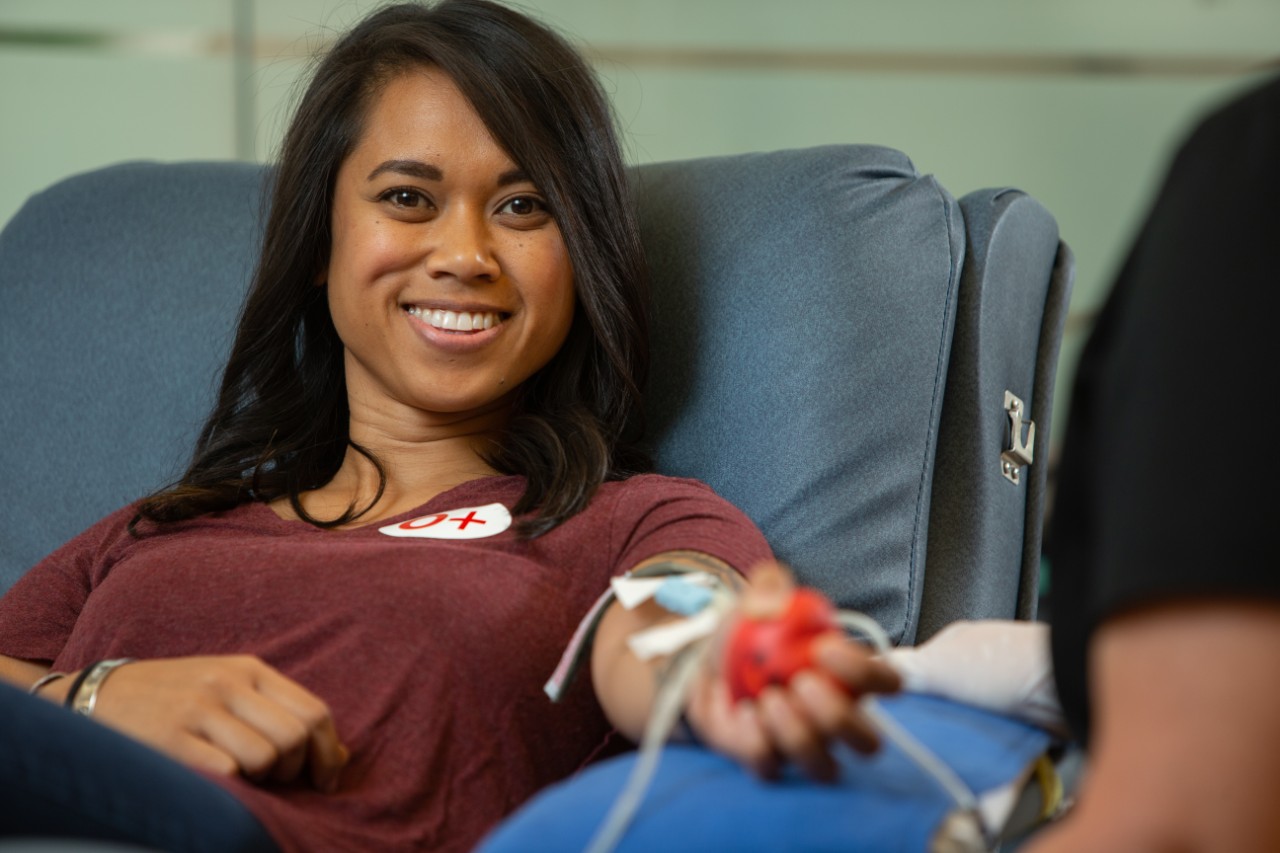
[425,206,500,283]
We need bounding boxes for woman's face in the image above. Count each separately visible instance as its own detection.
[325,66,575,426]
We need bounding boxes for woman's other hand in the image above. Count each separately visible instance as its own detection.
[62,655,349,792]
[685,563,901,781]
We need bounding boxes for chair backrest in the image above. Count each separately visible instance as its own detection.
[0,147,1072,644]
[919,189,1073,639]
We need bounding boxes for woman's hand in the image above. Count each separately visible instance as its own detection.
[80,655,349,791]
[684,564,901,781]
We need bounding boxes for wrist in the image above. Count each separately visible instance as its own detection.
[28,670,68,700]
[63,658,135,716]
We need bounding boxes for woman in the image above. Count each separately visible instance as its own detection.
[0,2,898,850]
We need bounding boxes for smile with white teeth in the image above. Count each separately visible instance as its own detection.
[406,306,504,332]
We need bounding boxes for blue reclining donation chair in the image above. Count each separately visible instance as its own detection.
[0,144,1073,850]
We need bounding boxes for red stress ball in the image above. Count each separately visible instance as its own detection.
[725,588,841,702]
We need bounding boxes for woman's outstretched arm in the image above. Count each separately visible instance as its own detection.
[590,556,900,780]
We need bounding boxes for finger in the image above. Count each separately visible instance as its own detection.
[252,667,348,791]
[196,708,282,781]
[731,699,781,780]
[225,688,312,783]
[309,733,351,793]
[740,562,795,619]
[685,671,737,752]
[687,676,778,779]
[812,634,903,695]
[169,733,241,779]
[758,686,837,782]
[791,671,881,755]
[789,671,851,734]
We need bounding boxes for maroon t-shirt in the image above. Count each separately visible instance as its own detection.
[0,474,772,851]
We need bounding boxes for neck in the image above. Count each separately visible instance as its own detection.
[284,401,511,528]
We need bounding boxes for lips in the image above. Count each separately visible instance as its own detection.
[404,305,507,332]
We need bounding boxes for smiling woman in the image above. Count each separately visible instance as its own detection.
[324,67,576,457]
[0,2,901,851]
[138,0,650,537]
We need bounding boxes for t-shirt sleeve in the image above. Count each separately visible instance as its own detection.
[0,505,137,663]
[606,475,774,577]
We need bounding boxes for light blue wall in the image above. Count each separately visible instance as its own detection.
[1,0,1274,448]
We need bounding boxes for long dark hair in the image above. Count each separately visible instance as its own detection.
[137,0,650,536]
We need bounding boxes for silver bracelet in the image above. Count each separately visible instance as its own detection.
[69,658,134,716]
[28,671,67,696]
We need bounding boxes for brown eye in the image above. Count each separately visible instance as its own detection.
[378,187,429,210]
[500,196,545,216]
[387,189,421,207]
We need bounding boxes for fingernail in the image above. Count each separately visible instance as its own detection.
[810,633,850,665]
[791,670,821,696]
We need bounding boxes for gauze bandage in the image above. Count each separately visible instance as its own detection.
[884,620,1065,734]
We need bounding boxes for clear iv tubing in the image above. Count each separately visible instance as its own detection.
[837,611,979,814]
[584,637,712,853]
[584,608,981,853]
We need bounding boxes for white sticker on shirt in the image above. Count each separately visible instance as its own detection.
[378,503,512,540]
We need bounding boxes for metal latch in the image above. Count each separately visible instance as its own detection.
[1001,390,1035,485]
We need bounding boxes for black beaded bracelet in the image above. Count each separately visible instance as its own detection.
[62,663,99,709]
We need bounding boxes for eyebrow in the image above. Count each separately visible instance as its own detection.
[366,159,441,182]
[365,159,532,188]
